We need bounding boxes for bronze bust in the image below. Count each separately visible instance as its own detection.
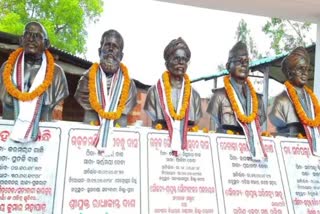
[74,30,137,127]
[144,37,202,128]
[144,37,202,155]
[206,41,266,133]
[269,47,312,136]
[0,21,69,142]
[207,41,267,158]
[0,21,69,121]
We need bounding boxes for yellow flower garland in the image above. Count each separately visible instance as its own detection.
[284,81,320,127]
[162,71,191,120]
[224,75,258,124]
[3,48,55,101]
[88,63,130,120]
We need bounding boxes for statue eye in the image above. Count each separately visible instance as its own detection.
[23,31,44,41]
[171,56,188,64]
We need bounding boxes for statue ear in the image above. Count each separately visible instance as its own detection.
[287,71,294,80]
[44,39,50,49]
[120,52,124,61]
[19,36,24,47]
[165,61,169,70]
[225,62,230,70]
[98,48,101,56]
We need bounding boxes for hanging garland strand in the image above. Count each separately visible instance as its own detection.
[224,75,258,123]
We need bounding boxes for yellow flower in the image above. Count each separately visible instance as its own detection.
[224,75,258,124]
[261,131,272,137]
[90,120,99,126]
[297,133,307,139]
[285,81,320,127]
[3,48,55,101]
[162,71,191,120]
[155,123,163,130]
[190,125,199,132]
[226,130,234,135]
[88,63,130,120]
[202,127,209,133]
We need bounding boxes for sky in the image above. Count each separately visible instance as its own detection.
[85,0,316,98]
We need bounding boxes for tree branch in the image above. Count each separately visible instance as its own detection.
[286,20,303,41]
[55,24,67,34]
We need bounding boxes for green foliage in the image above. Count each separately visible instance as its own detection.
[235,19,261,60]
[0,0,103,54]
[262,18,313,54]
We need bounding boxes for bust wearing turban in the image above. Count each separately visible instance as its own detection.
[144,37,202,128]
[269,47,313,135]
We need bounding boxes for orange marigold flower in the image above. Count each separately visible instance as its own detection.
[202,127,209,133]
[155,123,163,130]
[189,125,199,132]
[297,133,307,139]
[226,130,234,135]
[90,120,100,126]
[261,131,272,137]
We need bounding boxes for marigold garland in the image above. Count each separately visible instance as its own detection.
[162,71,191,120]
[3,48,55,101]
[284,81,320,127]
[224,75,258,124]
[88,63,130,120]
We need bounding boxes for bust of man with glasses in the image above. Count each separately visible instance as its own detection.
[269,47,313,136]
[0,21,69,121]
[206,41,266,133]
[144,37,202,128]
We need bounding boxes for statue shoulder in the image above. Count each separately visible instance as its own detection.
[191,87,201,98]
[212,87,226,96]
[273,90,290,104]
[54,63,66,76]
[53,63,68,81]
[255,92,264,99]
[0,61,7,73]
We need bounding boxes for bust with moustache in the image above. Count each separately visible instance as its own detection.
[0,21,69,121]
[74,29,137,126]
[269,47,314,136]
[206,41,266,133]
[144,37,202,128]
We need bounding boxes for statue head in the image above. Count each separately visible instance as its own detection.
[98,29,124,74]
[164,37,191,78]
[21,21,50,56]
[282,47,310,88]
[226,41,249,81]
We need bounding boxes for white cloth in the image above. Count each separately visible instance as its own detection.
[96,67,124,149]
[159,76,184,155]
[232,85,266,160]
[10,52,47,143]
